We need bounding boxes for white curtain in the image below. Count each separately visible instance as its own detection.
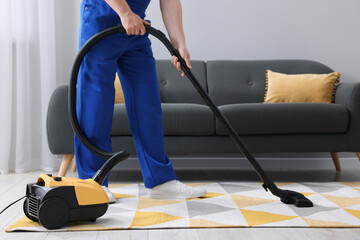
[0,0,58,174]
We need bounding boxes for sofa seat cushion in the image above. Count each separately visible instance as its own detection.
[215,103,348,135]
[112,103,215,136]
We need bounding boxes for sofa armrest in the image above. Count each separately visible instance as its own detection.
[46,84,74,154]
[335,82,360,150]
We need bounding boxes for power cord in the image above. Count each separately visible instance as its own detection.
[0,195,26,214]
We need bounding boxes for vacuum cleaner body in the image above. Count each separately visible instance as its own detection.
[23,174,109,229]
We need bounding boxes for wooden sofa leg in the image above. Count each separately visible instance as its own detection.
[71,156,77,172]
[356,152,360,161]
[330,152,341,171]
[58,154,74,177]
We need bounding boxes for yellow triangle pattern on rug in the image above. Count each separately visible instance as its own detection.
[5,182,360,232]
[230,194,278,208]
[321,194,360,208]
[240,209,298,226]
[113,193,136,199]
[5,216,42,232]
[189,218,237,228]
[67,223,117,231]
[344,208,360,220]
[129,211,184,228]
[137,197,182,209]
[302,218,356,227]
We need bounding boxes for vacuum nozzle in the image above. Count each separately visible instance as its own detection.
[280,190,313,207]
[262,178,313,207]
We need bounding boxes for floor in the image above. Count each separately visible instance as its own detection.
[1,168,360,240]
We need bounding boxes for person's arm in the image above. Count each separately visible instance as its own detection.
[160,0,192,76]
[105,0,150,35]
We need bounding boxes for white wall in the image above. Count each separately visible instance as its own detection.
[146,0,360,82]
[56,0,360,84]
[54,0,360,168]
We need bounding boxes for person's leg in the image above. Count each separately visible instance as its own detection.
[75,0,125,187]
[116,35,178,189]
[74,49,118,187]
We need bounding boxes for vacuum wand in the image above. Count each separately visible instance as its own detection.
[71,23,313,208]
[164,33,313,207]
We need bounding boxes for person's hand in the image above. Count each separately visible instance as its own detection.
[171,45,192,77]
[120,10,150,35]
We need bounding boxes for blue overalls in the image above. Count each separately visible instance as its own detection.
[74,0,178,188]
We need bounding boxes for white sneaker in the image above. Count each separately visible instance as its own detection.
[146,180,207,199]
[101,186,116,204]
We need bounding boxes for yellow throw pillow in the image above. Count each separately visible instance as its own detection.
[263,70,340,103]
[114,73,125,104]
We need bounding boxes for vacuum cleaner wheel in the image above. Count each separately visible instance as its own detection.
[38,197,70,230]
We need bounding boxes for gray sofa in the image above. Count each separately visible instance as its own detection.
[47,59,360,171]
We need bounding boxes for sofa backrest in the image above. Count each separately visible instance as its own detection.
[156,60,208,104]
[206,60,334,106]
[156,59,334,105]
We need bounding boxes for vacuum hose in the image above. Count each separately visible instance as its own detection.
[69,25,182,185]
[69,24,313,207]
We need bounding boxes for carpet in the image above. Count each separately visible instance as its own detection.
[5,181,360,232]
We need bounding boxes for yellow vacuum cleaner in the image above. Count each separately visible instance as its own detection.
[23,151,128,229]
